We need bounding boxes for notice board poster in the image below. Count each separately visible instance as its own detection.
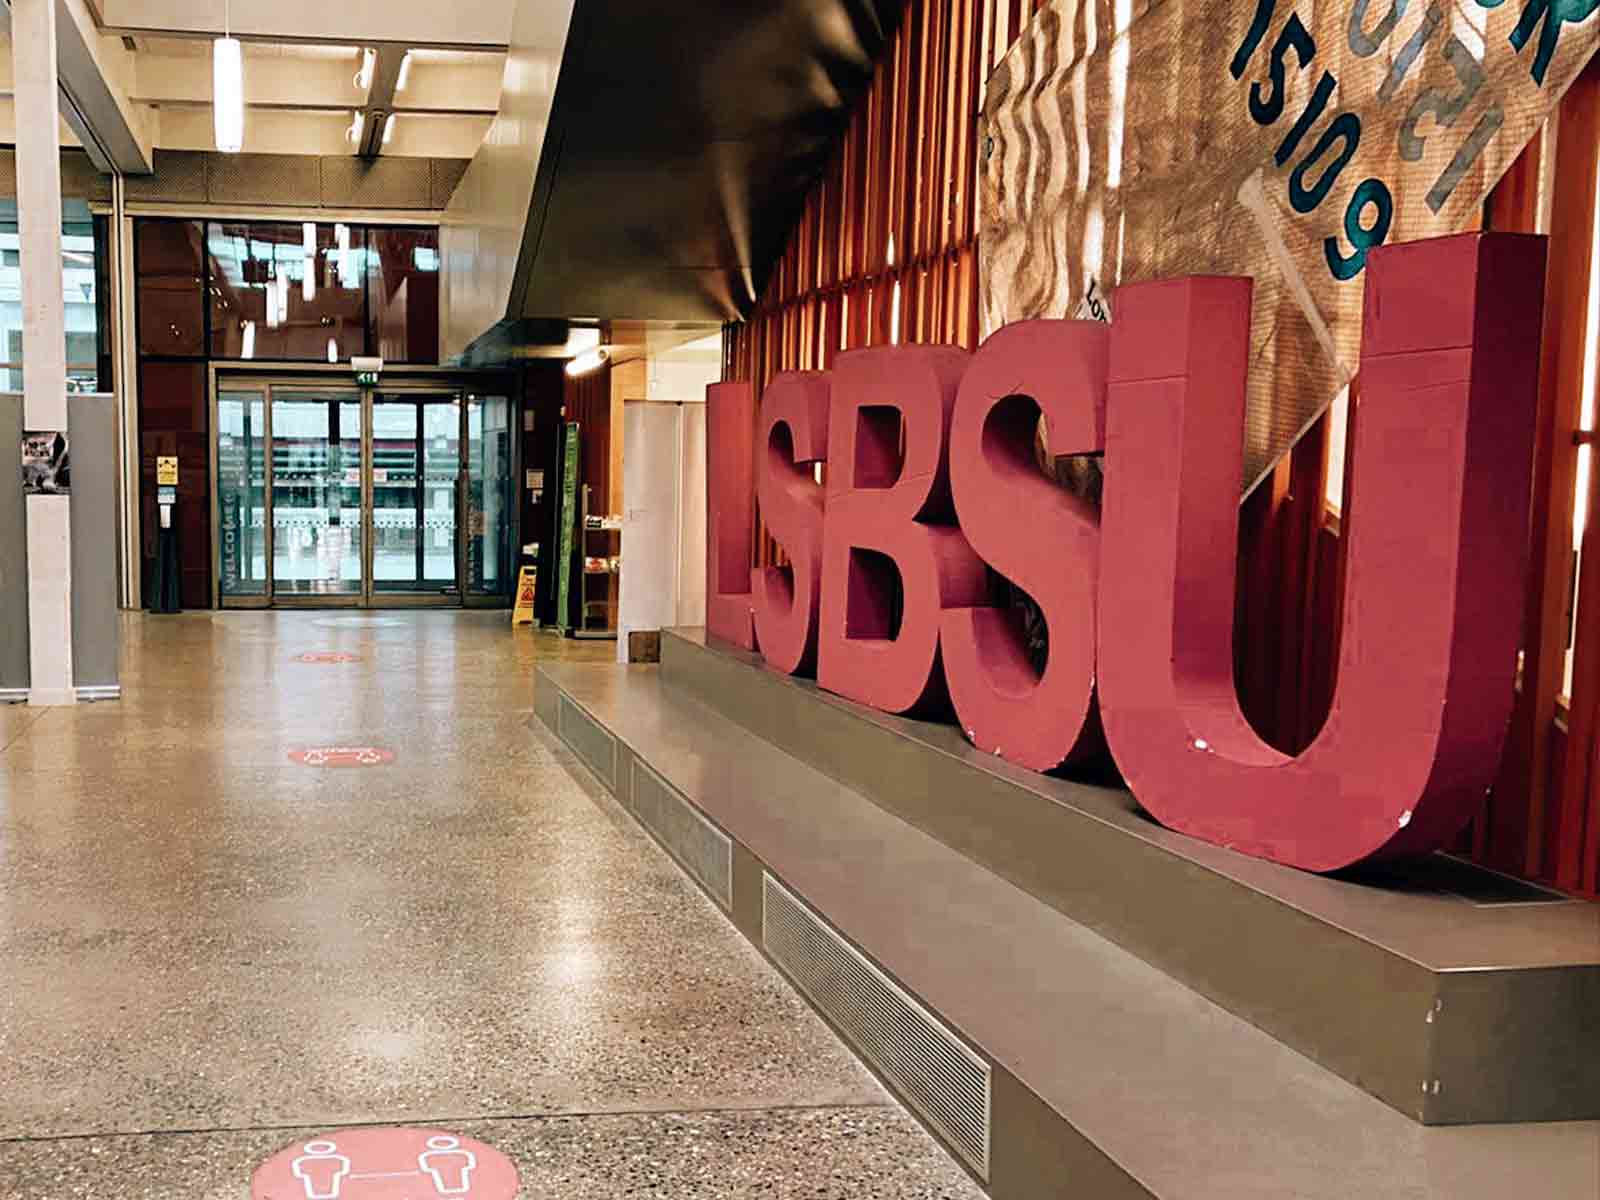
[21,431,69,494]
[555,423,581,632]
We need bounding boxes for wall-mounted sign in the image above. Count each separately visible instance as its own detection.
[21,431,69,494]
[709,233,1543,876]
[982,0,1600,494]
[156,455,178,487]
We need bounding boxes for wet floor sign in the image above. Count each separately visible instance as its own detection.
[512,565,537,626]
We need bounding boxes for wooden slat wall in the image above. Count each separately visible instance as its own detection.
[722,0,1600,899]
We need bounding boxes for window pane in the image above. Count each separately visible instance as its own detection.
[208,222,368,362]
[367,227,440,364]
[136,219,206,356]
[0,209,109,388]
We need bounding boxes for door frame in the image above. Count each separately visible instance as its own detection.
[209,363,521,610]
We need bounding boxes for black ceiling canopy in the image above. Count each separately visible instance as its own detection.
[511,0,904,325]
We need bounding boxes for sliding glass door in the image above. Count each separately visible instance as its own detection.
[214,379,514,607]
[271,391,364,598]
[371,392,461,597]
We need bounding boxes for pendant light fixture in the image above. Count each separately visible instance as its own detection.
[336,223,354,289]
[265,267,280,329]
[213,1,244,153]
[302,223,317,302]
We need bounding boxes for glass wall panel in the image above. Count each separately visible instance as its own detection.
[421,400,459,587]
[367,227,441,364]
[0,206,111,391]
[217,390,268,597]
[466,395,513,596]
[372,398,421,592]
[136,219,206,357]
[207,223,368,363]
[270,393,363,596]
[372,395,458,592]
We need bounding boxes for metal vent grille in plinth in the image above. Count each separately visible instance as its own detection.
[628,759,733,911]
[557,694,617,790]
[761,873,991,1179]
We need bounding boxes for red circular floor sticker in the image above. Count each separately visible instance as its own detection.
[252,1127,518,1199]
[288,747,395,768]
[292,652,361,664]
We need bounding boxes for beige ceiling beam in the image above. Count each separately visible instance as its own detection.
[131,51,363,109]
[94,0,511,50]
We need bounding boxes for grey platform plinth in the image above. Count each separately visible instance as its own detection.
[534,631,1600,1200]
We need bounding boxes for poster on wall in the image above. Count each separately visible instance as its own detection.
[21,431,69,494]
[980,0,1600,493]
[555,423,581,632]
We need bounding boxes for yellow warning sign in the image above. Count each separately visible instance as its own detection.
[512,565,538,626]
[156,456,178,486]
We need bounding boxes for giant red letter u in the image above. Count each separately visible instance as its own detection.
[1096,234,1545,871]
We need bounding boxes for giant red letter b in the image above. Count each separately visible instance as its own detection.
[817,346,987,714]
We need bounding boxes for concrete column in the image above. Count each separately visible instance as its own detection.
[12,0,75,707]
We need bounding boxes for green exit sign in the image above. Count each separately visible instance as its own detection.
[356,371,380,386]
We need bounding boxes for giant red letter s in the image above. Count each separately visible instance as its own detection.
[706,380,757,650]
[752,371,831,675]
[1097,234,1545,871]
[817,346,988,714]
[941,321,1108,771]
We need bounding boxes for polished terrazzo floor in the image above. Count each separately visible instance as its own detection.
[0,611,980,1198]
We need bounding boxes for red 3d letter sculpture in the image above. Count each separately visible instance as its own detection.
[1097,234,1545,871]
[751,371,832,675]
[941,321,1109,771]
[818,346,988,713]
[705,380,757,650]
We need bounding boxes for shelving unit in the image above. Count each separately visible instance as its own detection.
[574,483,620,640]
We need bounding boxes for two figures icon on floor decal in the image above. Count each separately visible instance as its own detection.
[290,1135,477,1198]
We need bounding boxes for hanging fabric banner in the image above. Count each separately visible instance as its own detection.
[980,0,1599,493]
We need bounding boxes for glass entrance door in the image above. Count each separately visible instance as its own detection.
[215,379,514,608]
[271,391,364,599]
[371,393,461,597]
